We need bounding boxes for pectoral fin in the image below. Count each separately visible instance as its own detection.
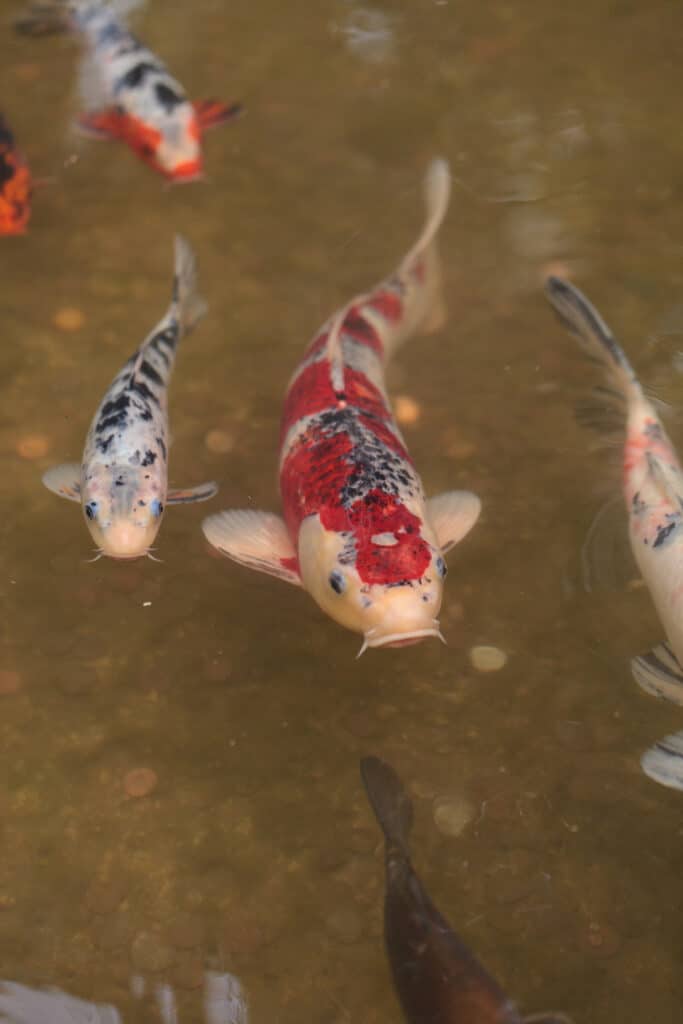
[427,490,481,553]
[646,452,683,510]
[194,99,243,131]
[631,643,683,705]
[202,509,301,585]
[42,463,81,502]
[75,109,122,141]
[641,729,683,791]
[167,482,218,505]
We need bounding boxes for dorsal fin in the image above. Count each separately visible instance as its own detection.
[324,306,352,395]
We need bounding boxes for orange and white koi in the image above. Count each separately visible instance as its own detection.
[203,160,481,653]
[0,114,32,235]
[546,277,683,790]
[17,0,241,182]
[43,236,217,560]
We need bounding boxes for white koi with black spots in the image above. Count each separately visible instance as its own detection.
[546,277,683,790]
[44,235,217,559]
[16,0,241,181]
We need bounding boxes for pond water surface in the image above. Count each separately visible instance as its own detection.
[1,0,683,1021]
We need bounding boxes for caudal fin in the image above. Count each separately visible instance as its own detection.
[545,277,641,402]
[400,157,450,335]
[172,235,208,337]
[360,756,413,858]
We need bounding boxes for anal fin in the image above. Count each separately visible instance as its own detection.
[42,463,81,501]
[641,730,683,791]
[631,642,683,705]
[193,99,243,131]
[167,481,218,505]
[426,490,481,553]
[202,509,301,585]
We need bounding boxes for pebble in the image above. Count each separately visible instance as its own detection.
[204,428,235,454]
[432,794,475,837]
[222,911,267,955]
[16,434,50,459]
[469,645,508,672]
[53,307,85,331]
[131,929,174,972]
[0,670,22,695]
[325,906,363,944]
[393,395,421,426]
[168,913,205,950]
[580,921,622,958]
[85,879,127,915]
[123,768,158,798]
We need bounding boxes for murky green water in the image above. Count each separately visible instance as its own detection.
[1,0,683,1020]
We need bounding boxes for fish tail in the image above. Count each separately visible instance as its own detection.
[172,235,208,337]
[399,156,450,333]
[360,756,413,858]
[545,276,641,410]
[14,0,143,36]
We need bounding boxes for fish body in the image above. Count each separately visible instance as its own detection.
[361,756,568,1024]
[43,236,217,559]
[18,0,240,181]
[203,160,481,652]
[0,115,32,235]
[546,277,683,788]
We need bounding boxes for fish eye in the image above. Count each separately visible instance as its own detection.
[150,499,164,517]
[84,501,98,521]
[329,570,346,594]
[435,556,447,578]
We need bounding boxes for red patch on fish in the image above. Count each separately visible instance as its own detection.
[323,489,431,585]
[368,287,402,323]
[0,120,31,235]
[280,361,392,443]
[281,428,354,536]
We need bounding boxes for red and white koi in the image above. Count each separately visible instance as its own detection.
[43,236,217,559]
[546,277,683,789]
[17,0,241,182]
[203,160,481,653]
[0,114,32,235]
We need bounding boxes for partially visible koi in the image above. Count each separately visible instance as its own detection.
[0,114,32,235]
[361,756,573,1024]
[546,277,683,791]
[16,0,241,182]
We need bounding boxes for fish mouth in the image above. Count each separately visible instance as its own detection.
[358,625,445,656]
[169,160,204,183]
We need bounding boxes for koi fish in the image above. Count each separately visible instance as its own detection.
[546,277,683,790]
[202,159,481,653]
[0,114,32,235]
[361,756,572,1024]
[43,235,217,559]
[16,0,241,182]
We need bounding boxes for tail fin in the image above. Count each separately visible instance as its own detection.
[544,276,641,403]
[14,0,143,36]
[172,235,207,337]
[400,157,450,335]
[360,756,413,858]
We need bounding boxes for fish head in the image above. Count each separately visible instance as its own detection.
[155,106,204,183]
[297,514,446,650]
[81,465,165,559]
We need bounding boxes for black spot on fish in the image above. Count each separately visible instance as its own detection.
[653,520,678,548]
[157,436,167,461]
[139,360,163,386]
[131,380,160,405]
[141,450,157,467]
[0,154,15,188]
[129,450,141,466]
[644,421,663,441]
[97,412,127,433]
[155,82,184,113]
[115,61,160,92]
[138,408,153,422]
[98,433,115,454]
